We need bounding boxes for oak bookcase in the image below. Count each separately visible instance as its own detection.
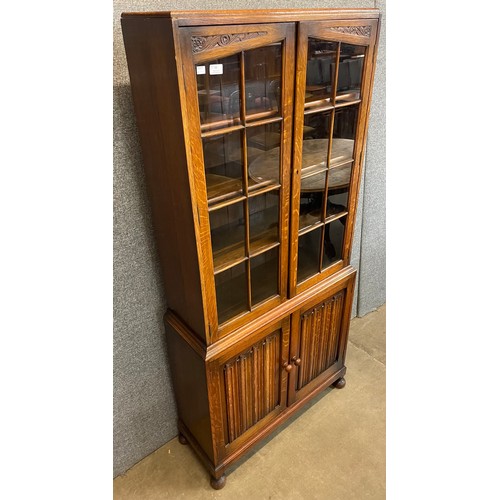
[121,8,380,489]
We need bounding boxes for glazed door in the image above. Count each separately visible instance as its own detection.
[179,23,295,340]
[288,269,356,405]
[209,318,290,460]
[289,19,379,296]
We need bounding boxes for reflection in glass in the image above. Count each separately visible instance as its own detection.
[322,216,347,269]
[336,44,365,103]
[209,202,245,272]
[297,227,322,283]
[203,131,243,205]
[251,247,279,305]
[247,122,282,191]
[215,262,248,324]
[326,185,349,220]
[196,53,241,130]
[249,191,280,254]
[299,172,326,231]
[245,44,282,118]
[305,39,339,104]
[302,111,332,174]
[331,106,359,164]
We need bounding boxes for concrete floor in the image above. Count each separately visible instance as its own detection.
[114,305,386,499]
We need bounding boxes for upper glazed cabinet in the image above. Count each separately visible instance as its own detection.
[178,24,296,336]
[175,17,378,337]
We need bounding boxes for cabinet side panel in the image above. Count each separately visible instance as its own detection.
[121,17,206,339]
[165,322,214,462]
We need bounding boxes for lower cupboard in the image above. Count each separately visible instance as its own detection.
[165,266,356,486]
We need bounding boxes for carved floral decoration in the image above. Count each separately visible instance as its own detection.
[329,25,372,37]
[192,31,268,53]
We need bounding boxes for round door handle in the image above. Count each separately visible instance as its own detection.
[283,362,293,373]
[292,356,301,366]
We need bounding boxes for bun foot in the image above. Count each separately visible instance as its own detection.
[178,433,188,445]
[334,377,346,389]
[210,474,226,490]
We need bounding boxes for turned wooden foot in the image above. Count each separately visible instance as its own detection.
[210,474,226,490]
[178,433,188,445]
[334,377,346,389]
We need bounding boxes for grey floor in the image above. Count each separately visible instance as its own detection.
[114,305,386,499]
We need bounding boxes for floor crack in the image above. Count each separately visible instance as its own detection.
[347,339,386,367]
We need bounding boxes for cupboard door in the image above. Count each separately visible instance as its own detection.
[290,19,379,296]
[208,318,290,460]
[178,24,295,339]
[288,269,356,405]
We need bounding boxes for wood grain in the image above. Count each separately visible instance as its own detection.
[121,9,380,489]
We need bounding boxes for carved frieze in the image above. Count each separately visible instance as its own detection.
[192,31,268,53]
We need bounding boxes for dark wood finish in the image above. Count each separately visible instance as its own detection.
[121,16,208,339]
[164,321,214,462]
[122,9,380,25]
[176,21,296,341]
[121,8,380,489]
[289,18,380,296]
[288,269,356,405]
[210,474,226,490]
[334,377,347,389]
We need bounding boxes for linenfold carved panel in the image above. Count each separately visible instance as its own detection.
[192,32,268,53]
[296,291,345,390]
[330,25,371,37]
[223,330,281,444]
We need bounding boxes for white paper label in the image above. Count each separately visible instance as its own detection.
[196,65,206,75]
[209,64,223,75]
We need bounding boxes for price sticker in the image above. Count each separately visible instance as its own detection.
[209,64,223,75]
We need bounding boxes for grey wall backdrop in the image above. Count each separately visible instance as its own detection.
[113,0,385,478]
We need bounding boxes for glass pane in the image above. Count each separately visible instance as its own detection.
[248,191,280,255]
[203,131,243,205]
[305,39,339,105]
[302,111,332,176]
[322,216,347,269]
[299,171,325,231]
[297,227,322,283]
[196,53,241,131]
[245,44,282,118]
[336,43,365,104]
[215,262,248,324]
[251,247,279,305]
[209,201,245,273]
[331,106,359,165]
[326,185,349,219]
[247,122,281,191]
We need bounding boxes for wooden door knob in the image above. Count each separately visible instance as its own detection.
[283,362,293,373]
[292,356,301,366]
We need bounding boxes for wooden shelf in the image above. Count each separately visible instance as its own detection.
[206,174,243,206]
[215,245,280,324]
[298,220,323,237]
[324,210,348,225]
[250,230,280,257]
[212,224,279,275]
[298,212,323,233]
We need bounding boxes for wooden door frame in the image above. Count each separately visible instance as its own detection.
[289,18,380,297]
[177,22,296,343]
[207,316,291,462]
[287,267,356,405]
